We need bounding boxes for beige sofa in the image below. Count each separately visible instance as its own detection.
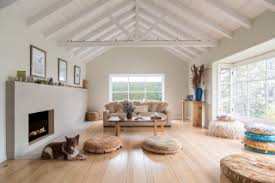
[103,100,170,127]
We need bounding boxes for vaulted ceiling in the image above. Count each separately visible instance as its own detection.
[1,0,275,63]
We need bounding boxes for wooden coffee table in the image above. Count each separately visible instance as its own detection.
[108,116,166,137]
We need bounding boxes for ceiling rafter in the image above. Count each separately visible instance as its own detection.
[44,0,111,38]
[58,40,218,48]
[204,0,252,29]
[167,0,232,39]
[138,0,212,40]
[56,0,134,41]
[26,0,73,26]
[0,0,16,10]
[109,15,136,40]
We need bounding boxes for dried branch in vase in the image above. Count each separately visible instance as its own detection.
[191,64,207,89]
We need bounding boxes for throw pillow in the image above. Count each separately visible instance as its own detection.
[157,102,168,113]
[134,105,149,113]
[105,102,118,113]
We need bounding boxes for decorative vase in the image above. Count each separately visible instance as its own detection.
[127,112,132,119]
[195,87,203,101]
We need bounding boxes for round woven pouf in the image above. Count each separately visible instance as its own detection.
[84,136,122,153]
[220,154,275,183]
[208,120,244,139]
[142,136,182,154]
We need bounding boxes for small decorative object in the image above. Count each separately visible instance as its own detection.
[17,71,26,81]
[30,45,46,78]
[186,95,193,101]
[191,64,207,101]
[74,65,81,85]
[58,58,67,83]
[83,79,88,89]
[47,78,53,85]
[125,102,134,119]
[151,113,162,120]
[86,112,99,121]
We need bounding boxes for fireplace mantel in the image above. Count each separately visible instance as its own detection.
[6,81,88,159]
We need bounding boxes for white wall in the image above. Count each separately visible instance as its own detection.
[86,47,189,120]
[0,9,86,162]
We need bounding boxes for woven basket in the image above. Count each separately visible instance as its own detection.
[84,136,122,153]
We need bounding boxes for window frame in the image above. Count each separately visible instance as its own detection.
[109,74,165,101]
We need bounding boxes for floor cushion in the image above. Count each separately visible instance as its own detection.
[243,137,275,153]
[245,123,275,135]
[142,135,182,154]
[244,145,275,155]
[84,136,122,153]
[220,154,275,183]
[208,120,244,139]
[245,131,275,142]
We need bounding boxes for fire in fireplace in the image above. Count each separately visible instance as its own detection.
[28,110,54,143]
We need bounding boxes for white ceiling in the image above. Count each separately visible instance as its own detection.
[1,0,274,63]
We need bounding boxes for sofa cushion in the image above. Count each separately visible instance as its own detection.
[157,102,168,113]
[147,101,159,112]
[134,105,149,113]
[105,102,118,113]
[115,103,124,113]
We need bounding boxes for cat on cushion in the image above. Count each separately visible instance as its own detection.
[41,135,86,161]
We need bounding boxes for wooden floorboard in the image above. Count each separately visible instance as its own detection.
[0,120,269,183]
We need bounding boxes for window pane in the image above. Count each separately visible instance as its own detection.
[129,92,145,100]
[267,58,275,79]
[234,65,247,82]
[268,80,275,100]
[112,92,128,101]
[146,92,162,101]
[248,81,266,100]
[248,61,266,81]
[249,99,266,119]
[220,69,230,83]
[146,82,162,92]
[129,82,145,91]
[234,98,248,116]
[218,100,231,114]
[268,100,275,122]
[112,82,128,92]
[234,82,247,97]
[220,84,230,98]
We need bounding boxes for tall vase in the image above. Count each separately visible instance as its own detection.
[195,87,203,101]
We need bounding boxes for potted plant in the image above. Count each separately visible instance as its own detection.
[191,64,207,101]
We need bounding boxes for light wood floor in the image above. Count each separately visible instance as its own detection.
[0,121,264,183]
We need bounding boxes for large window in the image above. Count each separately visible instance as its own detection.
[217,55,275,123]
[109,74,165,101]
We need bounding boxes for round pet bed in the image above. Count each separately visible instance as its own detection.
[208,120,244,139]
[84,135,122,154]
[245,123,275,135]
[142,136,182,154]
[243,137,275,153]
[220,154,275,183]
[245,131,275,142]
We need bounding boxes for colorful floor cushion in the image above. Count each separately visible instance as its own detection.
[245,131,275,142]
[142,136,182,154]
[220,154,275,183]
[245,123,275,135]
[84,135,122,153]
[243,137,275,153]
[208,120,244,139]
[244,145,275,155]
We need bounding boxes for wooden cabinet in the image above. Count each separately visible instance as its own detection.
[180,100,206,128]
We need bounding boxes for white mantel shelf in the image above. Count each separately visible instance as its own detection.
[6,81,88,159]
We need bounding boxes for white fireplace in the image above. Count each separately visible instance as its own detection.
[6,81,88,159]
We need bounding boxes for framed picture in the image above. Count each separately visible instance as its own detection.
[58,58,67,82]
[74,65,81,85]
[30,45,46,78]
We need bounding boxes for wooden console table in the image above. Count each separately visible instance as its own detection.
[180,100,206,128]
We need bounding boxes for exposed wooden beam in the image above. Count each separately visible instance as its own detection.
[27,0,73,26]
[204,0,251,29]
[0,0,16,10]
[138,0,212,40]
[168,0,232,39]
[261,0,275,12]
[53,0,134,40]
[109,15,136,40]
[44,0,111,38]
[58,40,218,48]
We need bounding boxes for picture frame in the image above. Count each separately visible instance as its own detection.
[58,58,67,83]
[74,65,81,85]
[30,45,46,78]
